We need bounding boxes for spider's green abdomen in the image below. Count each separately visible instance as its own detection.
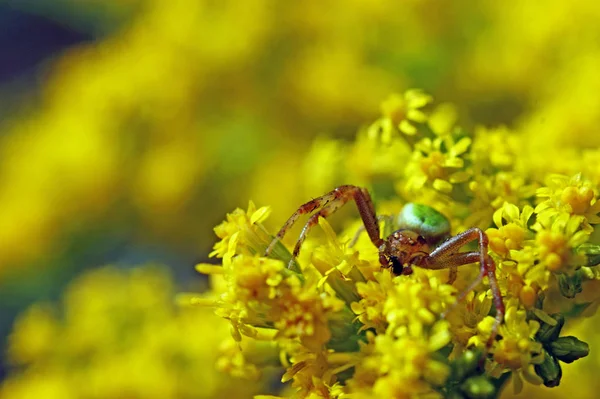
[396,203,450,243]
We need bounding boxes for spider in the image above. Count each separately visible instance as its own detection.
[265,184,504,348]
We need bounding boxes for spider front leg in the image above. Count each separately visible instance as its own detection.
[265,185,383,269]
[420,228,505,349]
[347,215,391,248]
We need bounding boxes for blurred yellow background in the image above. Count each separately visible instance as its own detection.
[1,0,600,397]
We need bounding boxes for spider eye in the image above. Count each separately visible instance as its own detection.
[389,255,403,275]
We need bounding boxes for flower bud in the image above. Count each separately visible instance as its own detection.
[536,313,565,343]
[550,336,590,363]
[557,272,583,299]
[534,349,562,387]
[460,375,496,399]
[577,243,600,266]
[451,348,483,381]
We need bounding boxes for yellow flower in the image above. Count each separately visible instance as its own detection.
[464,171,537,230]
[471,126,522,171]
[383,270,455,339]
[202,253,346,352]
[536,173,600,229]
[311,217,377,306]
[274,276,346,352]
[2,266,262,399]
[217,336,279,380]
[210,201,272,260]
[210,255,287,338]
[370,89,433,143]
[347,129,411,184]
[352,278,388,334]
[349,328,450,398]
[446,291,493,347]
[6,304,58,366]
[195,88,600,397]
[484,203,548,304]
[405,134,472,194]
[493,304,543,369]
[502,258,543,309]
[229,255,286,302]
[492,304,544,392]
[352,268,456,346]
[281,350,334,398]
[487,202,534,259]
[534,212,590,274]
[217,339,261,380]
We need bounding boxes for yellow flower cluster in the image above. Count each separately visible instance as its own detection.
[0,0,444,271]
[2,2,600,397]
[0,266,262,399]
[4,0,600,282]
[197,90,599,398]
[198,203,458,397]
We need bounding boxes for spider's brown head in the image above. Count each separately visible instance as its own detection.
[378,230,431,276]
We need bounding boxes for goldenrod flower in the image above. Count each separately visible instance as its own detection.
[383,270,455,339]
[492,304,544,393]
[485,203,545,307]
[487,202,535,259]
[210,201,272,261]
[446,291,493,347]
[194,89,600,398]
[370,90,433,143]
[352,278,388,334]
[405,134,472,194]
[205,253,345,353]
[471,126,522,171]
[502,258,544,309]
[189,90,600,398]
[1,266,262,399]
[350,329,451,399]
[3,2,600,398]
[536,173,600,229]
[533,212,590,274]
[493,305,543,370]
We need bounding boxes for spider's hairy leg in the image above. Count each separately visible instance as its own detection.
[422,228,505,350]
[291,201,345,263]
[448,265,458,285]
[422,251,481,298]
[265,185,383,268]
[348,215,392,248]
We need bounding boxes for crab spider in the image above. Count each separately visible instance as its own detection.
[264,185,504,348]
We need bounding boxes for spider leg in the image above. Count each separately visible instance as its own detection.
[448,265,458,285]
[265,185,383,268]
[348,215,391,248]
[289,202,345,268]
[348,224,366,249]
[431,253,483,317]
[418,251,476,288]
[420,228,504,350]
